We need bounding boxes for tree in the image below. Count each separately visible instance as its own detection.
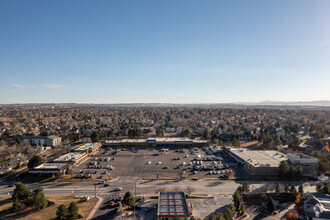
[189,217,196,220]
[224,204,236,220]
[232,138,240,147]
[56,204,69,220]
[32,187,48,210]
[278,161,288,178]
[316,183,323,192]
[290,185,297,194]
[315,181,330,194]
[180,129,190,138]
[288,136,300,150]
[295,193,301,205]
[13,198,22,211]
[40,125,48,136]
[239,202,246,214]
[274,137,282,146]
[28,155,43,170]
[242,181,250,193]
[68,202,79,220]
[203,128,210,140]
[91,131,100,142]
[232,190,242,209]
[12,183,30,203]
[122,191,135,208]
[185,186,195,197]
[298,183,304,194]
[275,183,282,193]
[156,128,164,137]
[266,197,276,212]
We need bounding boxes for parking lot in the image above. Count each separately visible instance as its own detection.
[73,146,236,180]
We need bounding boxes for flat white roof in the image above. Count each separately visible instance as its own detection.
[54,152,85,162]
[105,138,208,144]
[231,149,287,167]
[34,163,66,169]
[74,142,100,151]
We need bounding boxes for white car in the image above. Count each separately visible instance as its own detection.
[114,187,122,191]
[157,161,162,165]
[146,161,151,165]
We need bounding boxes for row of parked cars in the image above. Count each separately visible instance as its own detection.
[194,156,223,161]
[95,157,114,161]
[188,163,229,171]
[202,147,216,155]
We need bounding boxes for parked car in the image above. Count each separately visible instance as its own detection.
[109,201,115,208]
[114,187,122,191]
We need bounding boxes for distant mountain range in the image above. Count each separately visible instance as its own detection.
[2,101,330,107]
[236,100,330,106]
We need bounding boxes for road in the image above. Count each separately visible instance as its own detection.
[0,177,319,219]
[0,177,318,198]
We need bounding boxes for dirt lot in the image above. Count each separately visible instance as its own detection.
[73,147,234,180]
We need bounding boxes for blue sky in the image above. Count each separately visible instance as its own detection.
[1,0,330,103]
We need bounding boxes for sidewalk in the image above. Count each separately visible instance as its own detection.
[87,197,103,220]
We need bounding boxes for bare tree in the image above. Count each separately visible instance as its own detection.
[185,186,195,197]
[173,185,182,192]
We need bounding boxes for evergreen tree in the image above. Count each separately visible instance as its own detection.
[266,197,276,212]
[224,204,236,220]
[56,204,69,220]
[278,161,288,178]
[275,183,282,193]
[290,185,297,194]
[32,187,48,210]
[122,191,135,208]
[28,155,44,170]
[298,183,304,194]
[12,183,31,209]
[91,131,100,142]
[242,181,250,193]
[68,202,79,220]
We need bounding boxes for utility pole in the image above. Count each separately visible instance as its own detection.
[94,184,97,198]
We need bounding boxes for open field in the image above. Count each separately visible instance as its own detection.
[0,196,98,220]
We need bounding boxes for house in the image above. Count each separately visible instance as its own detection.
[304,192,330,220]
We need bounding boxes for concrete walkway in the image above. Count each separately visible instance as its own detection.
[87,197,103,220]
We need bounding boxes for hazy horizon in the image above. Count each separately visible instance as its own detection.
[1,0,330,103]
